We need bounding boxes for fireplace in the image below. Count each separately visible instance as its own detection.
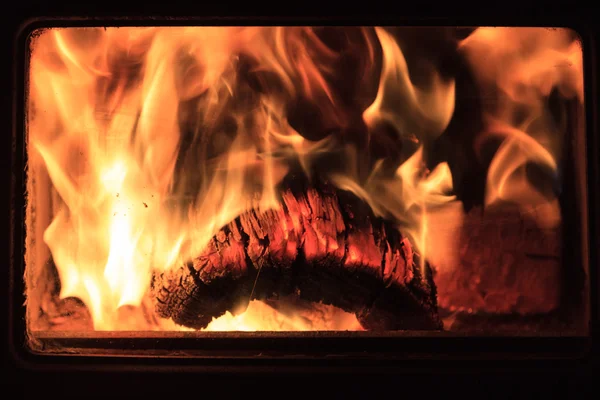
[7,14,596,379]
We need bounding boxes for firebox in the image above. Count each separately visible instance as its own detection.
[8,16,596,369]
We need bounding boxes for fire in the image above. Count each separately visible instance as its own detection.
[460,27,583,229]
[27,26,583,331]
[202,300,364,331]
[330,26,462,273]
[28,27,368,330]
[363,27,456,142]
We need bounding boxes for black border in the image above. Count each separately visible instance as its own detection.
[4,9,598,386]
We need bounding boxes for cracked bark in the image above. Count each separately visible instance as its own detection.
[152,178,442,330]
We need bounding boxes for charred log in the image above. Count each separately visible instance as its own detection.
[152,178,442,331]
[435,204,562,316]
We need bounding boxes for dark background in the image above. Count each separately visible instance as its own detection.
[2,1,597,397]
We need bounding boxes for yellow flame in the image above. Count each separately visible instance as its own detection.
[29,27,314,329]
[203,300,364,331]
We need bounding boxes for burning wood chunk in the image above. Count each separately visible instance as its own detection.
[239,206,298,298]
[435,205,561,316]
[358,230,439,331]
[154,222,254,329]
[153,180,442,331]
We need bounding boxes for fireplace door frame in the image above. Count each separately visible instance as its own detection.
[7,14,598,373]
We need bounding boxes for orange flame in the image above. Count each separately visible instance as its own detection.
[331,26,462,273]
[363,27,456,142]
[460,27,583,229]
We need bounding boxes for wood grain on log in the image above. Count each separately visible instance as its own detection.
[152,178,442,331]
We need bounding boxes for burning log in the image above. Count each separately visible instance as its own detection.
[435,204,562,317]
[152,178,442,331]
